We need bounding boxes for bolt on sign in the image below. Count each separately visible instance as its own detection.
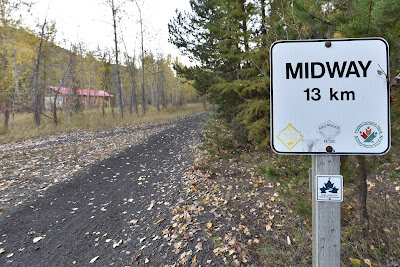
[270,38,390,155]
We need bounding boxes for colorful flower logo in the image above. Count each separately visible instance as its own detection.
[354,122,383,148]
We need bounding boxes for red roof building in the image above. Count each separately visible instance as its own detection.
[46,86,114,109]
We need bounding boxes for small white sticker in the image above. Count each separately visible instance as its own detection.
[316,175,343,202]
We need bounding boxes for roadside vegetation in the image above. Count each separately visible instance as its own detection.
[0,103,206,143]
[169,118,398,266]
[166,1,400,265]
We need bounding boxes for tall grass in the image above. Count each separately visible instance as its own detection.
[0,103,206,143]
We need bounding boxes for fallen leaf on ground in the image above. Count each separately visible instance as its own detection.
[135,254,143,261]
[364,259,372,266]
[349,258,361,264]
[90,256,99,263]
[195,242,203,252]
[113,239,122,248]
[155,219,164,224]
[33,236,43,243]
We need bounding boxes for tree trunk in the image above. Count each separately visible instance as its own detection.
[160,61,167,108]
[79,43,88,111]
[53,90,59,125]
[11,34,21,114]
[128,57,138,116]
[153,64,159,112]
[111,0,124,119]
[102,52,109,118]
[136,1,146,116]
[32,19,47,126]
[4,102,9,128]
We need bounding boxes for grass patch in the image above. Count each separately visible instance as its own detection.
[0,103,206,143]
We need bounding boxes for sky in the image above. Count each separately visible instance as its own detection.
[27,0,192,64]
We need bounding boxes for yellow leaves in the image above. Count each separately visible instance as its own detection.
[243,227,249,233]
[333,32,345,39]
[154,218,164,225]
[207,221,213,229]
[349,258,361,265]
[349,257,372,267]
[265,224,272,231]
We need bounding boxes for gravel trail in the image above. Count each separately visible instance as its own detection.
[0,113,217,266]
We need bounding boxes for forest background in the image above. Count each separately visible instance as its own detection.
[0,0,202,143]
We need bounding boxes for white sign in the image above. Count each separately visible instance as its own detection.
[316,175,343,202]
[270,38,390,155]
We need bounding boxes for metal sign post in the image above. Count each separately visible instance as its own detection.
[270,38,390,266]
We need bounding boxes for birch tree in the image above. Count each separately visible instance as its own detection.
[134,0,146,115]
[108,0,124,118]
[31,19,46,126]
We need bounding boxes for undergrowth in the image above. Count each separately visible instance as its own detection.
[199,117,400,266]
[0,103,205,143]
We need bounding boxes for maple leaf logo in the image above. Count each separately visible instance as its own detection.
[320,179,339,194]
[360,126,377,143]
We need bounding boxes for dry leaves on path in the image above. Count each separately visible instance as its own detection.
[0,123,172,212]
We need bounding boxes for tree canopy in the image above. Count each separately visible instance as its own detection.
[169,0,400,148]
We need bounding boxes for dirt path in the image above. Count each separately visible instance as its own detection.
[0,113,221,266]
